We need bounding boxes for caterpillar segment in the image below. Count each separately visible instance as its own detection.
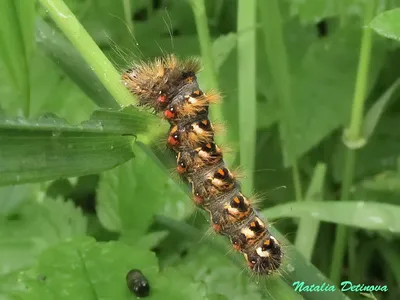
[122,54,283,275]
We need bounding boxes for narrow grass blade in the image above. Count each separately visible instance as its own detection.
[237,0,256,194]
[294,163,327,260]
[213,33,237,71]
[265,201,400,233]
[363,78,400,139]
[258,0,303,201]
[0,0,35,117]
[187,0,230,160]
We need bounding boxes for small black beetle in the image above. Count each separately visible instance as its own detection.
[126,269,150,298]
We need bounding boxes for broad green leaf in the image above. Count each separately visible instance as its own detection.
[370,8,400,42]
[0,197,87,275]
[16,237,203,300]
[289,0,339,23]
[0,270,25,300]
[0,0,35,116]
[0,184,39,216]
[35,19,119,109]
[0,107,154,186]
[97,142,192,234]
[65,0,130,45]
[288,0,368,24]
[265,201,400,233]
[363,78,400,139]
[287,26,386,162]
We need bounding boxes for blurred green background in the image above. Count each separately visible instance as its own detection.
[0,0,400,299]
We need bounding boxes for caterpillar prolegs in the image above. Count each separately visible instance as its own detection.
[122,55,283,275]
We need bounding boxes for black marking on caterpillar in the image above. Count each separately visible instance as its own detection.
[122,54,283,275]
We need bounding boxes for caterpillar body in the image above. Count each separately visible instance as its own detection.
[122,55,283,275]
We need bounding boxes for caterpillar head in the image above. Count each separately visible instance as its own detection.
[121,55,201,112]
[245,235,283,275]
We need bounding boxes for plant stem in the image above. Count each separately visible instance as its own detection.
[188,0,231,161]
[258,0,302,201]
[237,0,256,194]
[330,0,376,284]
[38,0,134,107]
[188,0,218,96]
[122,0,134,34]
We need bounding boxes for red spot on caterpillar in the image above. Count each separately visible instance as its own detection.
[176,165,186,174]
[213,223,222,233]
[193,193,203,205]
[167,135,179,146]
[232,241,241,251]
[164,107,175,119]
[158,94,167,103]
[176,161,186,174]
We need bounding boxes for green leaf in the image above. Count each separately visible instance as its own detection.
[289,0,339,23]
[353,168,400,207]
[359,169,400,193]
[264,201,400,233]
[0,197,87,275]
[16,237,203,300]
[0,107,154,186]
[363,78,400,139]
[294,163,327,261]
[175,243,303,300]
[370,8,400,42]
[155,215,350,300]
[0,49,96,124]
[0,270,26,299]
[65,0,130,45]
[97,142,192,233]
[0,0,35,116]
[35,19,119,109]
[333,116,400,180]
[0,184,39,216]
[288,0,368,24]
[212,33,237,71]
[288,26,386,161]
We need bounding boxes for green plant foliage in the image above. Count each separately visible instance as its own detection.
[0,0,35,117]
[0,196,86,276]
[0,0,399,299]
[0,107,154,186]
[265,201,400,232]
[97,143,192,234]
[11,237,206,300]
[370,8,400,42]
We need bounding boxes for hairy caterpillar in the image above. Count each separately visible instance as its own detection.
[122,54,283,275]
